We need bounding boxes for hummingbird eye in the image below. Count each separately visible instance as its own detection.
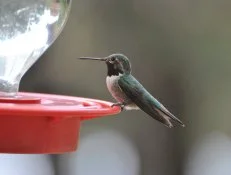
[111,57,116,61]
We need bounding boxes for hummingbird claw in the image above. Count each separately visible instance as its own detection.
[111,102,125,111]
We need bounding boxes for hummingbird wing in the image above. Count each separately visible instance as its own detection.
[118,75,185,128]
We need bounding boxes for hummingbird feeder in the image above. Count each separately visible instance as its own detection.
[0,0,120,154]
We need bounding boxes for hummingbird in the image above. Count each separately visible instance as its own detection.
[79,53,185,128]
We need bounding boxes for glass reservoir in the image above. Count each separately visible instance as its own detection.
[0,0,71,96]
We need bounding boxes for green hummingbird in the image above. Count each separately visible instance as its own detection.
[79,53,185,128]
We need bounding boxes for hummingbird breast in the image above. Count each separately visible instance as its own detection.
[106,75,127,102]
[106,75,139,110]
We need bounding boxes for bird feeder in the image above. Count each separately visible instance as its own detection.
[0,0,120,154]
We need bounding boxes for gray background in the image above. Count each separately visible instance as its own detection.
[9,0,231,175]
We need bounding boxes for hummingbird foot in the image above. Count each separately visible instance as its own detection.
[111,102,126,111]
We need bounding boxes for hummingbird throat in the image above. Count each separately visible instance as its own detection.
[107,62,124,77]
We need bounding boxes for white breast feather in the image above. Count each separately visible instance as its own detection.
[106,75,120,97]
[106,75,139,110]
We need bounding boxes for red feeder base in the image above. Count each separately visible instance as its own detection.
[0,92,121,154]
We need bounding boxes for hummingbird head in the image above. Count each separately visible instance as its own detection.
[105,53,131,76]
[79,53,131,77]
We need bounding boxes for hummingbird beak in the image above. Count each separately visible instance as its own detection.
[78,57,107,61]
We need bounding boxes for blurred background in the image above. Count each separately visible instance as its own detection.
[2,0,231,175]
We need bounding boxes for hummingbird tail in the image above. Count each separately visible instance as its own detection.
[155,107,185,128]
